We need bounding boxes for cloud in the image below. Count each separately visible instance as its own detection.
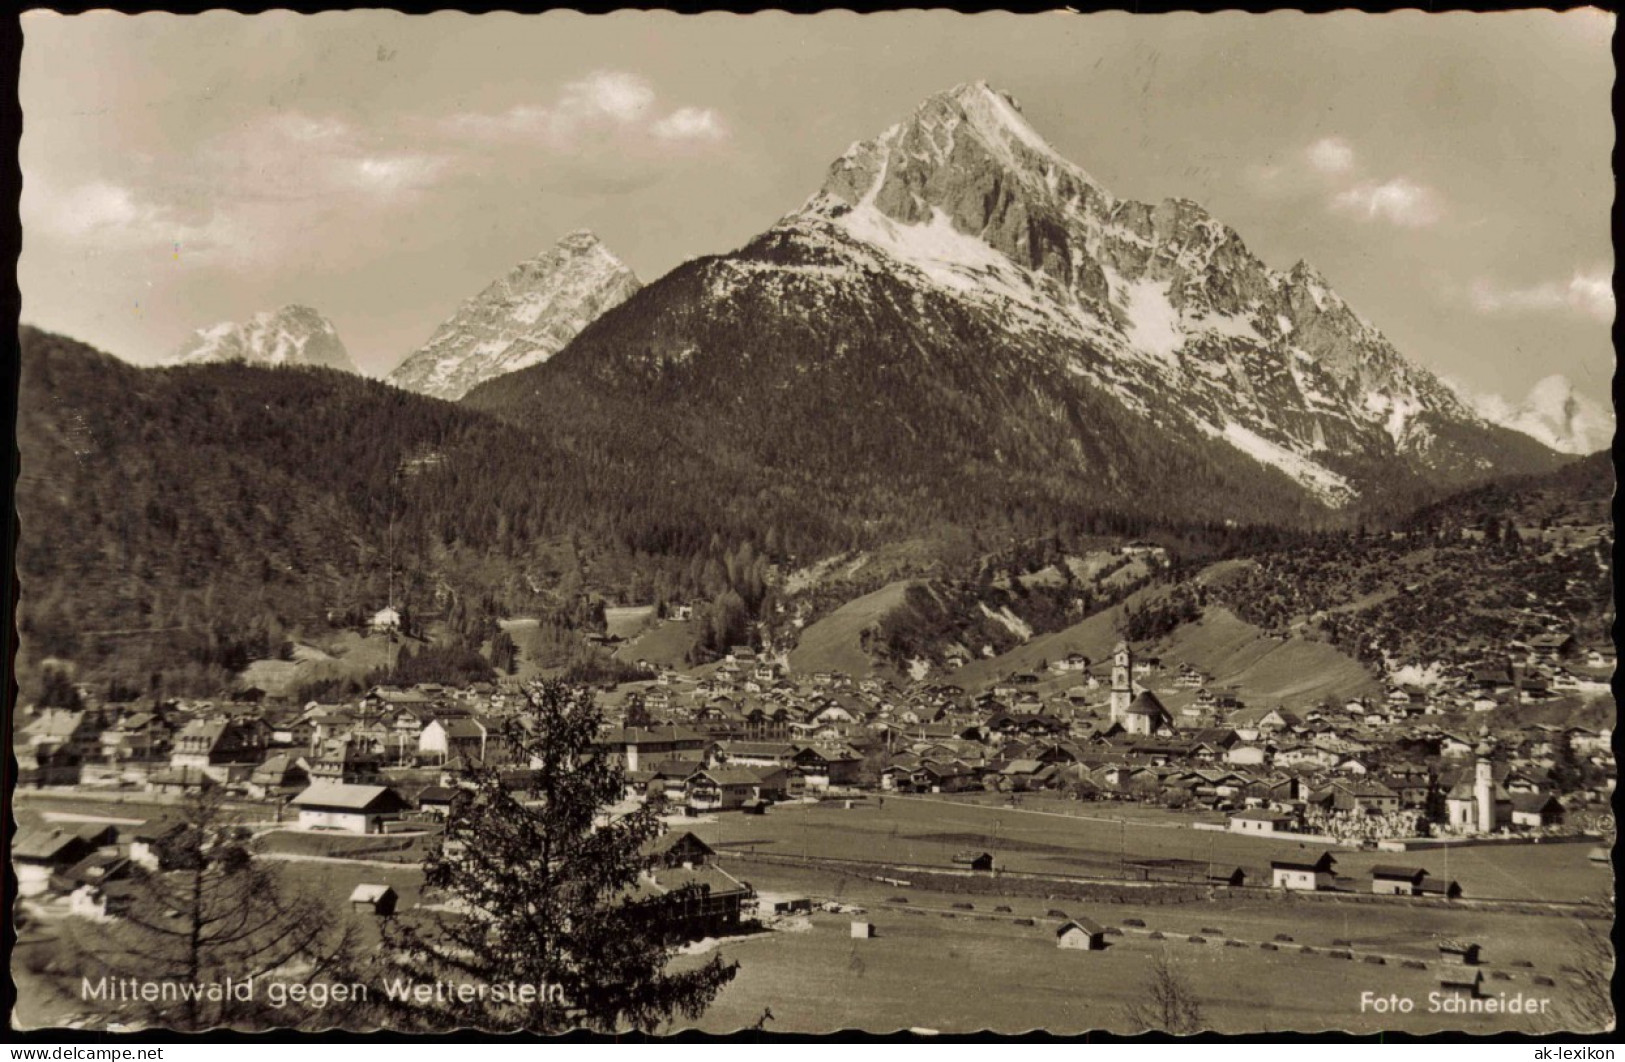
[1247,138,1448,230]
[651,106,728,143]
[1453,373,1613,455]
[1305,137,1355,175]
[24,109,458,271]
[347,153,452,194]
[568,70,657,124]
[23,178,237,258]
[24,180,147,239]
[1469,267,1614,323]
[440,70,727,152]
[1330,177,1442,228]
[201,114,454,205]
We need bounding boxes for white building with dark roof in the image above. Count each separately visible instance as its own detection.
[290,782,409,834]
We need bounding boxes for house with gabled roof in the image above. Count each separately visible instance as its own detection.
[169,715,269,779]
[684,766,765,811]
[290,782,409,834]
[1509,792,1564,829]
[1370,864,1429,895]
[248,752,310,798]
[1056,919,1106,950]
[1270,851,1336,891]
[598,725,711,771]
[15,823,119,897]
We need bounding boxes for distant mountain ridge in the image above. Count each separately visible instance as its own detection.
[467,81,1563,520]
[387,231,641,400]
[170,304,355,373]
[1468,374,1612,456]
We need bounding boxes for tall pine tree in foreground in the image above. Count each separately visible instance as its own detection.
[384,680,738,1032]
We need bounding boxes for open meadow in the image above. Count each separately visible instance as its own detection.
[674,795,1608,903]
[669,878,1595,1035]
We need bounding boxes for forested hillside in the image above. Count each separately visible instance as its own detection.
[13,326,1604,701]
[14,329,811,695]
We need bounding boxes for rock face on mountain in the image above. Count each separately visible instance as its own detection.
[1470,375,1612,456]
[171,305,355,373]
[466,82,1562,520]
[795,82,1549,504]
[387,231,641,401]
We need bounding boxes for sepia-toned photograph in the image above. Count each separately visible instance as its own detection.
[10,8,1616,1038]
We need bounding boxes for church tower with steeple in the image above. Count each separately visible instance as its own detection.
[1110,641,1133,723]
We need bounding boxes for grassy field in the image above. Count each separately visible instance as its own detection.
[1149,607,1379,703]
[257,825,437,863]
[17,785,1604,1035]
[668,864,1599,1035]
[674,795,1609,904]
[604,605,657,639]
[787,579,917,678]
[612,617,702,669]
[951,587,1377,706]
[14,791,279,832]
[239,630,406,697]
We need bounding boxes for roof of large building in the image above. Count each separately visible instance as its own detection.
[627,864,753,904]
[691,766,768,786]
[601,725,709,746]
[13,823,114,862]
[349,883,396,904]
[1125,690,1170,717]
[291,782,406,811]
[1370,864,1430,879]
[1270,852,1336,872]
[1510,792,1564,814]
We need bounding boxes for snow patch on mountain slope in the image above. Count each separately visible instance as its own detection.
[1363,391,1425,445]
[839,206,1040,306]
[979,602,1034,641]
[1206,420,1355,507]
[1111,275,1184,362]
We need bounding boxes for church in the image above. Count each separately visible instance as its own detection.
[1443,743,1511,834]
[1109,641,1173,737]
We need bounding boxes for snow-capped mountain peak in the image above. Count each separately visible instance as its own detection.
[468,81,1564,528]
[387,230,641,401]
[170,305,355,373]
[1468,374,1612,455]
[777,82,1513,505]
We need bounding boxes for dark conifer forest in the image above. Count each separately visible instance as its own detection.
[12,326,1604,698]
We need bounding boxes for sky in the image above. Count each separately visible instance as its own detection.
[18,10,1617,413]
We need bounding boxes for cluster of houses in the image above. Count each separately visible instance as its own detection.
[13,681,528,796]
[1380,635,1615,714]
[11,628,1612,962]
[15,807,755,948]
[13,635,1613,848]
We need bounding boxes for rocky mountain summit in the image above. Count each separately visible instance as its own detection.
[170,305,355,373]
[387,231,641,401]
[787,82,1506,504]
[469,82,1562,520]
